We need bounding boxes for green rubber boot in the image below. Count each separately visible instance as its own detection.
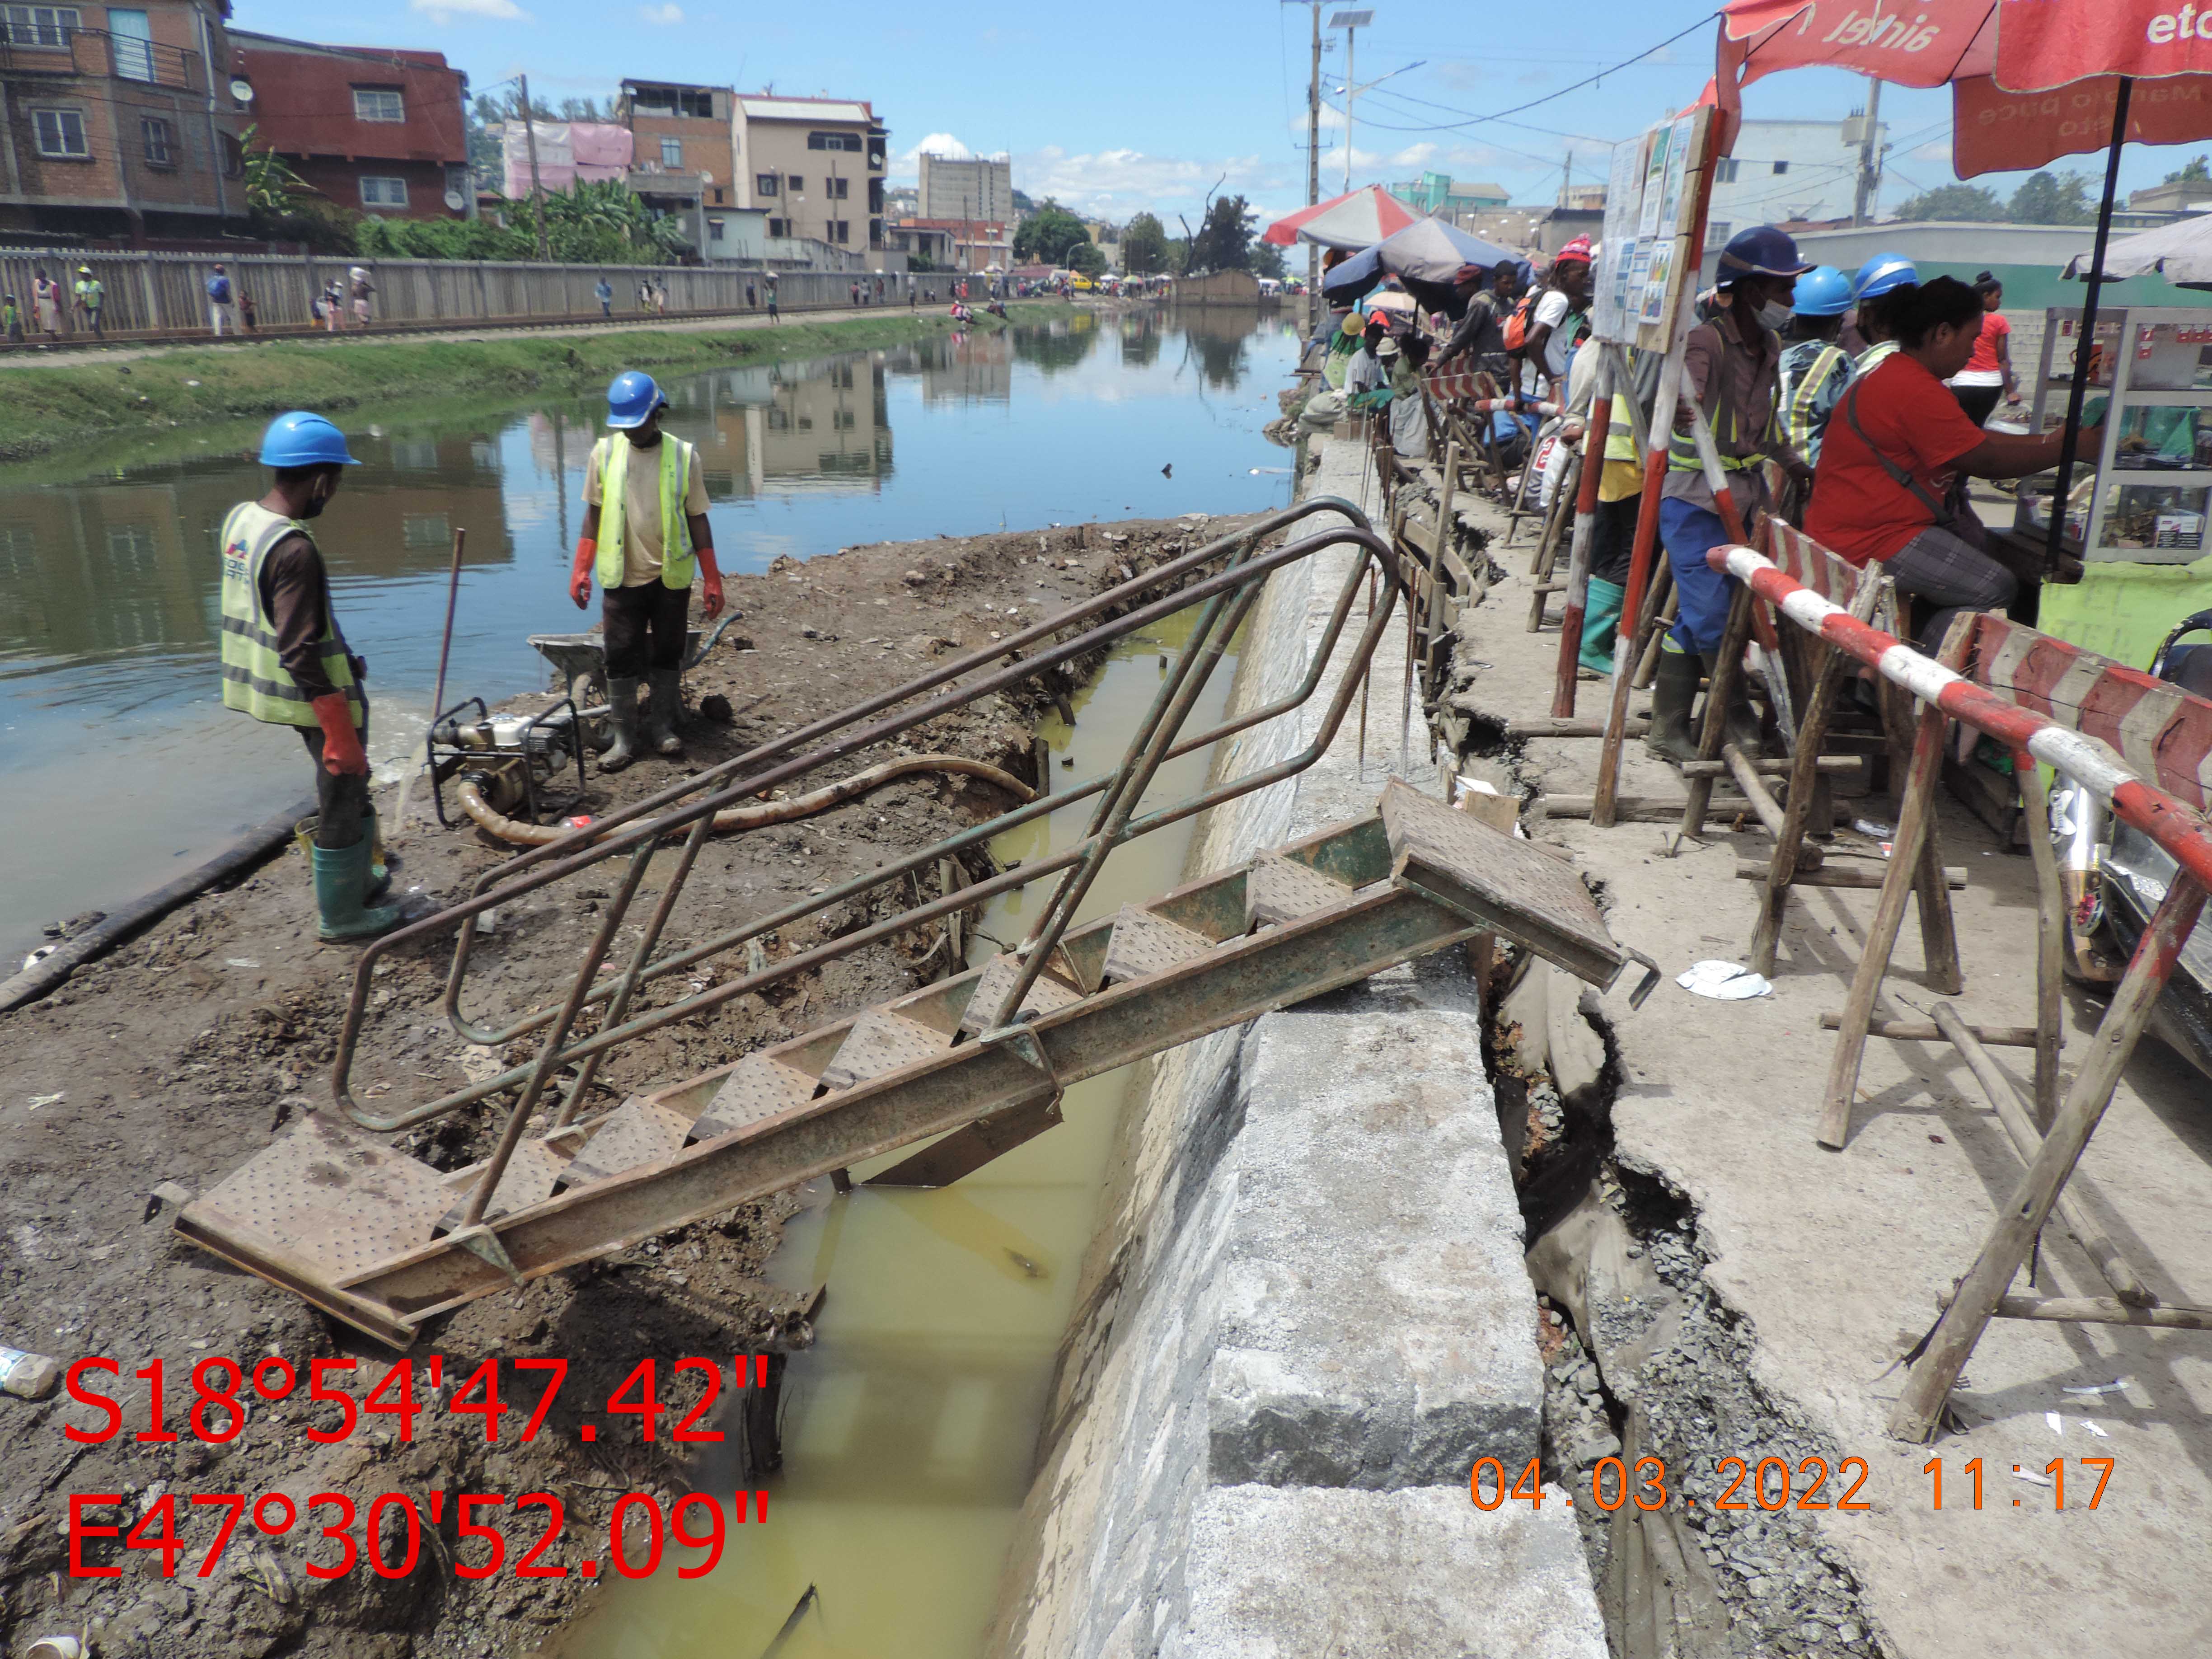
[600,676,642,772]
[1643,641,1703,765]
[313,838,401,942]
[364,807,391,904]
[645,668,684,757]
[1578,577,1625,676]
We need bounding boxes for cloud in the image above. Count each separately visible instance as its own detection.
[902,132,975,164]
[1010,144,1276,222]
[1390,142,1439,169]
[409,0,530,20]
[639,3,682,20]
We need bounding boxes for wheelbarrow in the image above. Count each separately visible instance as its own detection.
[527,612,745,750]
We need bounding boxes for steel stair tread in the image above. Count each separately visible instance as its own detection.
[558,1097,692,1189]
[440,1139,567,1223]
[819,1008,953,1092]
[958,952,1086,1036]
[1244,854,1355,931]
[1101,904,1216,984]
[192,1113,452,1281]
[690,1053,821,1143]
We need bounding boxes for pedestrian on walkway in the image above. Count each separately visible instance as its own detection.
[596,276,614,317]
[3,295,23,347]
[766,275,779,323]
[219,411,398,942]
[1648,225,1815,764]
[568,371,724,770]
[1945,272,2016,428]
[206,264,236,335]
[323,279,346,332]
[746,280,757,309]
[31,269,62,340]
[70,265,103,338]
[348,267,374,327]
[239,288,258,333]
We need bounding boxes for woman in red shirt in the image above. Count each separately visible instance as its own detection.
[1806,276,2097,653]
[1945,272,2016,427]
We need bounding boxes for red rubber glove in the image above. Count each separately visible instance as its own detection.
[311,693,368,776]
[697,545,724,619]
[569,537,596,609]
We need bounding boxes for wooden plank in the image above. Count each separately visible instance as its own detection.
[1743,862,1966,890]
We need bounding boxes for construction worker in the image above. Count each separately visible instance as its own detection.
[568,371,723,770]
[220,412,398,941]
[70,264,103,338]
[1647,225,1815,765]
[1776,266,1853,469]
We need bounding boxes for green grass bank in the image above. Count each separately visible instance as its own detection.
[0,301,1073,463]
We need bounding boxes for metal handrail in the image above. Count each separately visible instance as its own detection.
[330,501,1401,1222]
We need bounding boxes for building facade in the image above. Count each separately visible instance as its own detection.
[887,216,1007,273]
[918,150,1009,224]
[1705,118,1888,243]
[233,32,469,222]
[618,78,730,258]
[0,0,246,239]
[735,94,886,258]
[1388,173,1509,217]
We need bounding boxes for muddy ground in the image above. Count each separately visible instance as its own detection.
[0,510,1242,1658]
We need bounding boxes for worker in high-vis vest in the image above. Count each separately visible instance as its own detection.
[1649,225,1816,765]
[220,410,398,941]
[568,371,723,770]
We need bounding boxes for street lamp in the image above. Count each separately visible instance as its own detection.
[1329,9,1373,194]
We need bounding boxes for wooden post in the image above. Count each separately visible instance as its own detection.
[1816,614,1975,1150]
[2012,747,2067,1132]
[1891,873,2205,1442]
[1428,437,1461,691]
[1748,567,1885,975]
[1928,1001,2151,1308]
[1669,581,1755,847]
[1553,350,1615,717]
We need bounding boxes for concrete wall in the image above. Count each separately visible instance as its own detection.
[986,471,1608,1657]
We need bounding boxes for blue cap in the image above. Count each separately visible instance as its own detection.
[1852,253,1919,301]
[606,370,666,429]
[1716,225,1814,286]
[1793,266,1853,318]
[258,411,360,469]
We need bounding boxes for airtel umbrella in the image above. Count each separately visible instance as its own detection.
[1261,185,1420,252]
[1716,0,2212,561]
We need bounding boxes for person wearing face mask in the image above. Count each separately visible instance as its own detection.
[218,412,398,941]
[1808,276,2100,656]
[1647,225,1815,764]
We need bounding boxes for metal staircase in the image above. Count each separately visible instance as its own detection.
[176,503,1654,1347]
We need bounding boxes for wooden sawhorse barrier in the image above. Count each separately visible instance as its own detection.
[1715,541,2212,1442]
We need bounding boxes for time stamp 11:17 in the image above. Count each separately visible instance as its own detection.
[1470,1455,2119,1513]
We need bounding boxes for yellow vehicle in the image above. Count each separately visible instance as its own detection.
[1071,274,1097,292]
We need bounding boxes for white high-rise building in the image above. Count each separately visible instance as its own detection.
[919,145,1013,225]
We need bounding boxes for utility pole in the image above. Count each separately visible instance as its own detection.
[1561,146,1574,208]
[1851,74,1884,226]
[516,74,550,260]
[1341,18,1358,194]
[1304,0,1321,330]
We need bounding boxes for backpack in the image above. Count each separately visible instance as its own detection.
[207,274,230,302]
[1501,291,1541,353]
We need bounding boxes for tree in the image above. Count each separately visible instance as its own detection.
[1249,239,1287,281]
[1013,197,1090,264]
[1067,240,1108,279]
[239,125,305,216]
[558,96,607,122]
[1894,183,2005,222]
[2008,169,2095,225]
[1121,211,1169,275]
[2165,155,2212,185]
[1187,193,1256,273]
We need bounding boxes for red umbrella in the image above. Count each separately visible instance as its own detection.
[1262,185,1420,252]
[1714,0,2212,559]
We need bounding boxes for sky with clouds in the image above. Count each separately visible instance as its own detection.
[238,0,2212,227]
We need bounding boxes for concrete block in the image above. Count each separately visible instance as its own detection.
[1171,1483,1609,1659]
[1205,996,1543,1490]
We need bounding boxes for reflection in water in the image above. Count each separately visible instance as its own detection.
[0,312,1298,955]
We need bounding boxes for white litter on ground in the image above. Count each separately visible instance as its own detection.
[1677,960,1774,1000]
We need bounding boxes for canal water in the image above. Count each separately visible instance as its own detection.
[0,306,1299,960]
[554,610,1238,1659]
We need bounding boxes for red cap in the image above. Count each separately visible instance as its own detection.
[1551,235,1593,266]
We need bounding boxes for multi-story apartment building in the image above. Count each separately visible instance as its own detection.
[618,78,731,257]
[918,149,1009,224]
[735,94,885,257]
[0,0,246,239]
[233,32,469,221]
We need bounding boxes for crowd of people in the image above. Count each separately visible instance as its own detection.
[1300,218,2083,769]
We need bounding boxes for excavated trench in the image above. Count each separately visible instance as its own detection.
[1466,722,1894,1657]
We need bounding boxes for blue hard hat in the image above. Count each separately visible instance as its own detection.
[606,370,666,429]
[1716,225,1814,286]
[258,410,359,469]
[1852,253,1919,301]
[1793,266,1853,318]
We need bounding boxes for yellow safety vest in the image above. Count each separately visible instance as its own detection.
[217,501,362,729]
[1668,329,1781,477]
[595,434,696,590]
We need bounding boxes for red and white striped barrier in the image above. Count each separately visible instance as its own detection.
[1709,543,2212,894]
[1763,520,1866,607]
